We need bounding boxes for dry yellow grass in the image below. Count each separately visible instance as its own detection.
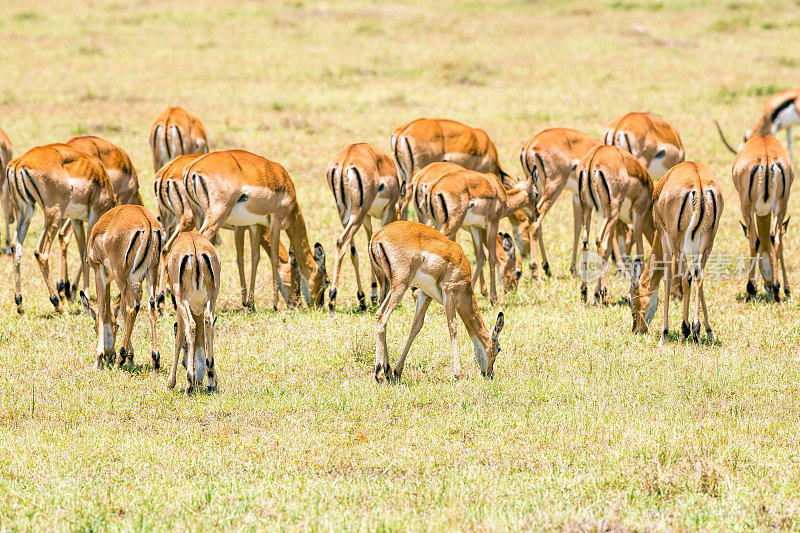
[1,0,800,530]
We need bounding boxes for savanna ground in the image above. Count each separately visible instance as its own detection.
[0,0,799,530]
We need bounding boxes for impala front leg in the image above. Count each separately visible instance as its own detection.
[393,292,431,381]
[234,227,248,307]
[57,219,72,301]
[268,215,283,311]
[443,292,462,379]
[247,224,264,311]
[363,218,379,306]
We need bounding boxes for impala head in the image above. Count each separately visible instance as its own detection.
[497,233,521,293]
[80,290,121,363]
[304,242,328,307]
[484,312,505,379]
[629,259,651,334]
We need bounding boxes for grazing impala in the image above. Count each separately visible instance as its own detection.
[165,231,221,393]
[369,220,505,382]
[391,118,512,218]
[0,127,14,254]
[58,135,144,300]
[519,128,601,277]
[426,167,537,304]
[577,145,655,304]
[716,87,800,160]
[8,144,117,313]
[731,135,793,301]
[165,154,300,310]
[604,112,685,179]
[630,161,723,346]
[183,149,327,310]
[149,106,209,173]
[79,205,163,369]
[325,143,400,310]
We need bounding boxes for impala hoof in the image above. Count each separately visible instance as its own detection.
[357,291,366,311]
[151,351,160,369]
[542,262,551,277]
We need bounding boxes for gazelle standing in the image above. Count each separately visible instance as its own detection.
[166,231,221,393]
[325,143,400,310]
[604,112,685,178]
[716,87,800,161]
[8,144,117,313]
[369,220,504,382]
[577,145,655,304]
[630,161,723,346]
[79,205,163,369]
[149,106,209,173]
[731,135,793,301]
[519,128,601,277]
[183,149,327,310]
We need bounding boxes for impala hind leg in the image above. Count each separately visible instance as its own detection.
[330,215,363,310]
[116,283,140,369]
[71,220,88,304]
[12,205,33,313]
[146,261,160,369]
[167,314,186,389]
[204,302,217,391]
[393,292,432,381]
[363,218,379,305]
[660,251,674,348]
[374,281,409,382]
[33,211,64,313]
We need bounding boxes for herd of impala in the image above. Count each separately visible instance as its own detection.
[1,86,798,390]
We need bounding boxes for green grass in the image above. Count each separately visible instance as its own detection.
[1,0,800,529]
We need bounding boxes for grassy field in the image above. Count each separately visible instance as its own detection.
[1,0,800,529]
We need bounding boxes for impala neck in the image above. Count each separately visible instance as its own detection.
[456,293,492,373]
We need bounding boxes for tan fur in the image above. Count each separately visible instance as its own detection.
[79,205,163,370]
[165,231,221,393]
[630,162,723,345]
[0,128,15,255]
[603,112,685,179]
[577,145,656,304]
[183,149,327,310]
[732,135,793,300]
[326,143,400,310]
[369,221,505,382]
[519,128,601,277]
[8,144,117,313]
[149,107,209,172]
[426,167,536,304]
[392,118,511,218]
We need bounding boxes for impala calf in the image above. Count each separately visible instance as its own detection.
[149,106,209,173]
[716,87,800,160]
[79,205,163,369]
[731,135,793,301]
[519,128,600,277]
[604,112,685,179]
[426,167,537,304]
[369,221,504,382]
[8,144,117,313]
[326,143,400,310]
[630,161,723,345]
[392,118,512,218]
[166,231,221,393]
[0,128,14,254]
[184,150,327,309]
[577,145,655,304]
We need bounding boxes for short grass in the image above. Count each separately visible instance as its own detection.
[1,0,800,530]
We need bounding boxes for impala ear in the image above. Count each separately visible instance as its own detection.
[492,312,504,341]
[571,164,577,174]
[740,221,748,237]
[399,180,407,198]
[314,242,325,266]
[630,258,643,288]
[783,217,790,231]
[501,233,515,255]
[79,291,96,321]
